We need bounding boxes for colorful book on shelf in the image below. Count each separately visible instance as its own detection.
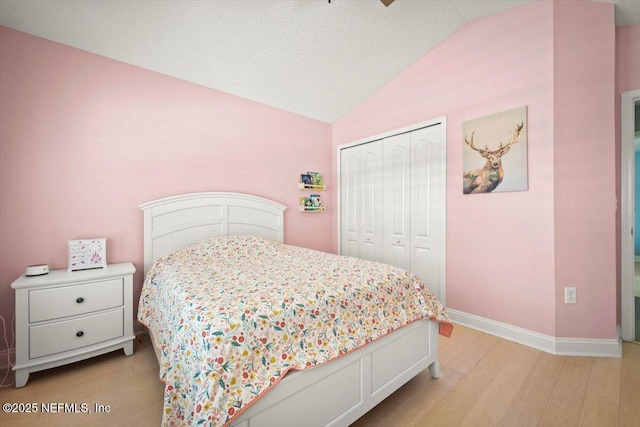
[300,172,324,189]
[309,194,322,208]
[307,172,324,187]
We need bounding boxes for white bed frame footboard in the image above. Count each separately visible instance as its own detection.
[140,192,441,427]
[231,319,440,427]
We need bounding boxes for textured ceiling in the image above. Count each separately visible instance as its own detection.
[1,0,638,123]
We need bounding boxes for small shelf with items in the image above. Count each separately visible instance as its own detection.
[299,172,325,190]
[299,206,326,212]
[299,194,325,212]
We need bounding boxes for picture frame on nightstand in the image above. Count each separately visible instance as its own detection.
[68,238,106,272]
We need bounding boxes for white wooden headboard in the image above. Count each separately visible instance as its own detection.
[139,192,286,275]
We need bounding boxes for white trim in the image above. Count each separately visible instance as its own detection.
[621,89,640,342]
[554,335,622,358]
[448,309,622,358]
[336,117,446,152]
[336,116,447,304]
[436,118,447,305]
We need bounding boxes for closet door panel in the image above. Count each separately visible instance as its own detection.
[360,141,383,262]
[410,126,444,299]
[383,133,411,271]
[340,146,361,258]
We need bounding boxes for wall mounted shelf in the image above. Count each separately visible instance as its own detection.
[299,206,326,212]
[298,183,326,190]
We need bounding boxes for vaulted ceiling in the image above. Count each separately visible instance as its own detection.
[1,0,638,123]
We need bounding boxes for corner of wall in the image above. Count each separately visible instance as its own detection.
[552,0,617,339]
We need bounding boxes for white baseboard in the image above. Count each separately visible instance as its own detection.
[447,309,622,358]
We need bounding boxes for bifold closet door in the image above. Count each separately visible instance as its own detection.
[340,145,361,258]
[340,141,383,262]
[359,141,383,262]
[410,125,444,300]
[382,132,411,272]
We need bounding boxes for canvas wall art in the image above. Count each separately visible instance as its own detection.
[462,106,528,194]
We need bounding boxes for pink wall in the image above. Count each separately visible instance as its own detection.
[0,27,333,350]
[333,1,557,336]
[553,1,616,339]
[333,0,619,339]
[616,24,640,95]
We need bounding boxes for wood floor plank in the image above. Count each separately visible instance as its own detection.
[538,356,593,427]
[579,356,621,427]
[437,323,485,362]
[496,350,565,427]
[415,338,520,427]
[458,344,539,426]
[619,342,640,427]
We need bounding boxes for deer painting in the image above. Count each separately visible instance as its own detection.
[463,122,524,194]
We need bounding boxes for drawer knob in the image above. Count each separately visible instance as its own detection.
[76,297,84,304]
[76,331,84,338]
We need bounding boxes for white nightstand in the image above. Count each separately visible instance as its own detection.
[11,262,136,387]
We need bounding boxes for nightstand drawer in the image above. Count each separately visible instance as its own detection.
[29,308,124,359]
[29,278,124,322]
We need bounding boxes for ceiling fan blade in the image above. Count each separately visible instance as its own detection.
[380,0,395,6]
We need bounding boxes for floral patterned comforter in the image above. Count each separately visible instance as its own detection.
[138,235,449,427]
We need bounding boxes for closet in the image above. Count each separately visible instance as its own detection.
[339,121,445,301]
[340,139,383,262]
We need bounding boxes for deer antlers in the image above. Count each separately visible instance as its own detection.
[464,131,484,153]
[498,122,524,152]
[464,122,523,154]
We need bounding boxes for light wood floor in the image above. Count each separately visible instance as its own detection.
[0,325,638,427]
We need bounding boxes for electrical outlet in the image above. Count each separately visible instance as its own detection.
[564,287,577,304]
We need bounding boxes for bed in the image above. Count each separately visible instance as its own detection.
[138,192,449,427]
